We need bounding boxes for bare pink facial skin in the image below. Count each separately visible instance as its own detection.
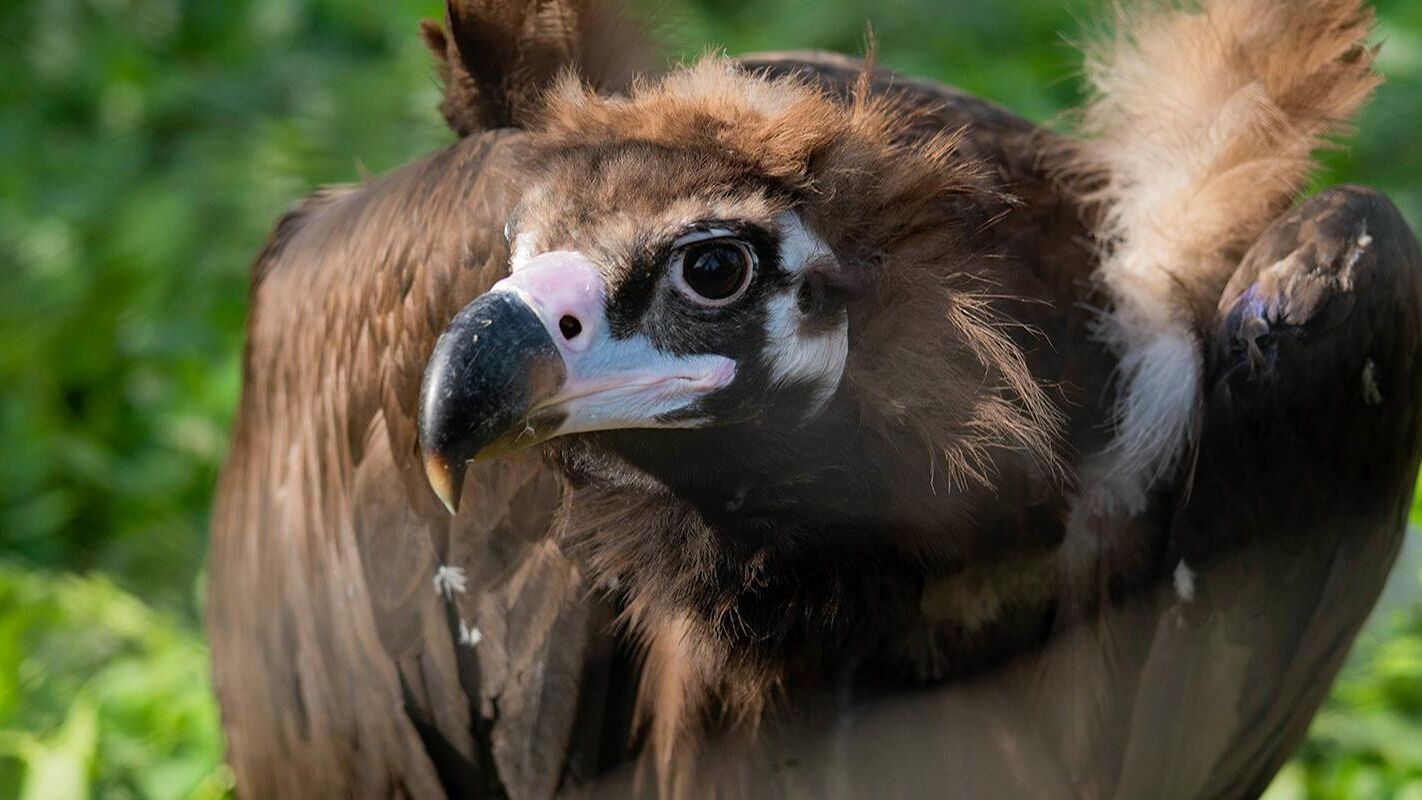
[489,250,737,436]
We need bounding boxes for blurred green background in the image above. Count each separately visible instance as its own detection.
[1,0,1420,797]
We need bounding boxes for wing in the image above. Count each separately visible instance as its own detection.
[1113,185,1422,798]
[207,131,636,799]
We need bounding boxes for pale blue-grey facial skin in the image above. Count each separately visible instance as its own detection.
[489,248,739,440]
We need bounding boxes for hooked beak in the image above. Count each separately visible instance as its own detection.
[419,292,565,512]
[418,252,735,513]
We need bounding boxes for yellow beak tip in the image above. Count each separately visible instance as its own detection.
[424,455,462,515]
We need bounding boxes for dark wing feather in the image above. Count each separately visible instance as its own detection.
[207,132,632,799]
[1147,185,1422,797]
[421,0,650,135]
[1075,186,1422,799]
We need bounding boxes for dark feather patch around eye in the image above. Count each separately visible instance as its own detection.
[604,220,784,338]
[796,262,853,334]
[605,264,662,339]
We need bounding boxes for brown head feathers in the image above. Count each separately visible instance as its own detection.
[420,0,1064,495]
[532,57,1063,498]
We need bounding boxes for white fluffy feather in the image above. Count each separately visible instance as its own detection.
[762,213,849,416]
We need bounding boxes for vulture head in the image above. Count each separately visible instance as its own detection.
[419,61,1059,541]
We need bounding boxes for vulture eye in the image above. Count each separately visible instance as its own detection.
[672,239,755,306]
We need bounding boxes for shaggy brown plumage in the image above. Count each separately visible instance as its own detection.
[208,1,1422,797]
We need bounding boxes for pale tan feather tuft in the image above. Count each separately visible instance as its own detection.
[1062,0,1379,512]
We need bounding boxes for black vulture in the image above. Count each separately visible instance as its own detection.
[207,0,1422,796]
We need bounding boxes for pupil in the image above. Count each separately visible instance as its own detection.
[685,243,746,300]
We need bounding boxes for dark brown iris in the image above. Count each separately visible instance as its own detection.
[680,240,750,301]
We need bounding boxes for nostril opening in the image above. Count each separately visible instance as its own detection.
[558,314,583,341]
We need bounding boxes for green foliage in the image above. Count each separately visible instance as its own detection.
[0,0,451,613]
[1261,540,1422,800]
[0,0,1419,797]
[0,563,229,799]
